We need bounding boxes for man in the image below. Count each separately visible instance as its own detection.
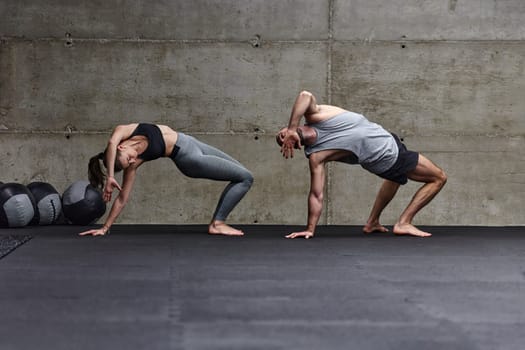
[277,91,447,239]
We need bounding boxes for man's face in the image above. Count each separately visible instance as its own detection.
[276,127,300,149]
[275,127,288,147]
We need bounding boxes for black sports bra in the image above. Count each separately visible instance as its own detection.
[129,123,167,162]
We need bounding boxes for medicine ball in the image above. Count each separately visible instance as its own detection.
[0,183,38,227]
[27,182,62,225]
[62,180,106,225]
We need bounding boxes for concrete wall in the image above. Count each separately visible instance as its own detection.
[1,0,524,226]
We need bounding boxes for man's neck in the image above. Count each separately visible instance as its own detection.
[297,126,317,146]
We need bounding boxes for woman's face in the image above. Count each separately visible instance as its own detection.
[116,146,138,169]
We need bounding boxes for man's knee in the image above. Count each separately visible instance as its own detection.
[435,168,447,188]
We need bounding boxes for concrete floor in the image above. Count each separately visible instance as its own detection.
[0,225,524,350]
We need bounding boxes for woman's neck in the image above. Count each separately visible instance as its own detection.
[124,136,148,153]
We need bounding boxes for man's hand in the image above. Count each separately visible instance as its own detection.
[79,226,109,236]
[103,176,122,202]
[280,130,301,159]
[285,230,314,239]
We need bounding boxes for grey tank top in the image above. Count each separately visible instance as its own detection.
[304,111,398,174]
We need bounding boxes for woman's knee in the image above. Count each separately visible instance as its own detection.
[243,171,254,188]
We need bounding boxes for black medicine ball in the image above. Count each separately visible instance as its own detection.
[62,180,106,225]
[27,182,62,225]
[0,183,38,227]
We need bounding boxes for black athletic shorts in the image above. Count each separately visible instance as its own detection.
[377,134,419,185]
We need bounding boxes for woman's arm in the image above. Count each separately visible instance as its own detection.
[79,166,138,236]
[103,124,137,201]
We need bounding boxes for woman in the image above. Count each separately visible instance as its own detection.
[80,123,253,236]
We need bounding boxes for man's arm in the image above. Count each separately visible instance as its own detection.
[306,156,325,232]
[287,91,318,131]
[281,91,318,158]
[285,155,325,239]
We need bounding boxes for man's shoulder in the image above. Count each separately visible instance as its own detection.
[306,105,348,124]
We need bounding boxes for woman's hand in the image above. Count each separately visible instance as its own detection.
[79,226,109,236]
[285,230,314,239]
[103,176,122,202]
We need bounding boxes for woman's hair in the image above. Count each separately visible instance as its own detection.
[88,150,123,190]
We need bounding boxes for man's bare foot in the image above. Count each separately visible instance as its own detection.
[393,223,432,237]
[363,223,389,234]
[208,222,244,236]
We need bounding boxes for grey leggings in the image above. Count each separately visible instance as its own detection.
[170,133,253,221]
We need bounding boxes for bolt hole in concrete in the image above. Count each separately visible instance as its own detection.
[64,124,75,139]
[251,34,261,48]
[64,32,73,47]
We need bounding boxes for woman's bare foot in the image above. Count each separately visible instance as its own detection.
[363,222,389,234]
[393,223,432,237]
[208,222,244,236]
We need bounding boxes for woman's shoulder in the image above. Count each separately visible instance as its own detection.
[109,123,140,143]
[115,123,140,134]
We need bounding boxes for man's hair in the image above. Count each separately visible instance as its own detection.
[275,127,287,146]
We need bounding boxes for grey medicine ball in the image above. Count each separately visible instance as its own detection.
[62,180,106,225]
[27,182,62,225]
[0,183,38,227]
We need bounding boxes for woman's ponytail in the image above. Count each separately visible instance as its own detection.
[88,152,106,190]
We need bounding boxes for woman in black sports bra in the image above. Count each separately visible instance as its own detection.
[80,123,253,237]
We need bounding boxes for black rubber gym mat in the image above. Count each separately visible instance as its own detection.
[0,235,32,260]
[0,225,524,350]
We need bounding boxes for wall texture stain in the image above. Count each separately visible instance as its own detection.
[0,0,524,225]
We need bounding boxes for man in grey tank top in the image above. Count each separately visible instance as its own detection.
[276,91,447,238]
